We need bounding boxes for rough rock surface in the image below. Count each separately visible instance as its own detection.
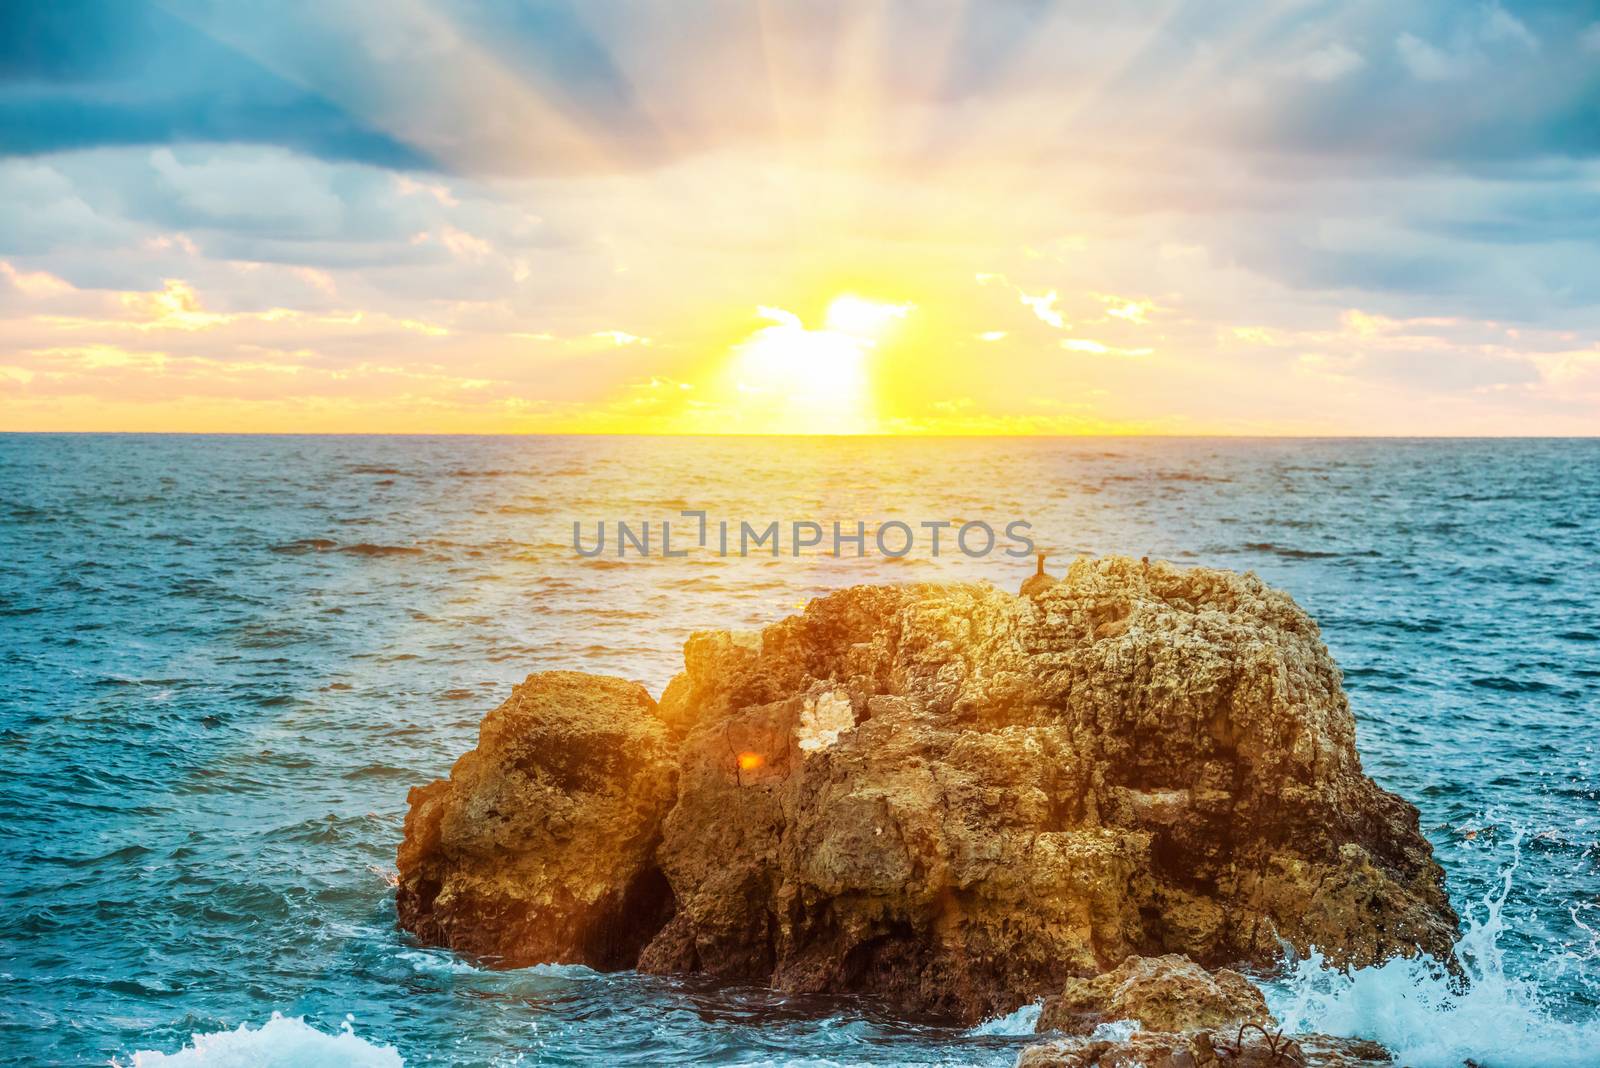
[397,557,1456,1025]
[1016,1029,1393,1067]
[395,671,677,968]
[1017,954,1384,1068]
[1036,954,1270,1035]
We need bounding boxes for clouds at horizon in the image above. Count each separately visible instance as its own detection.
[3,0,1600,433]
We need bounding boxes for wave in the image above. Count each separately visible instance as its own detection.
[528,961,604,979]
[1265,834,1600,1068]
[340,543,425,557]
[1470,676,1555,693]
[123,1013,401,1067]
[270,538,336,553]
[393,948,482,976]
[966,1001,1040,1036]
[268,539,423,556]
[1240,542,1377,560]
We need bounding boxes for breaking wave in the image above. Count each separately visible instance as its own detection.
[124,1013,402,1067]
[966,1001,1041,1036]
[1266,835,1600,1068]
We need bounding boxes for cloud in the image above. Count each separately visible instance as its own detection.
[1098,295,1156,324]
[1,0,1594,185]
[593,330,650,346]
[1060,338,1152,357]
[1396,5,1538,84]
[412,226,495,261]
[1,261,72,299]
[1396,33,1467,82]
[1018,290,1065,329]
[1481,4,1538,50]
[0,2,429,168]
[977,274,1069,329]
[2,2,1599,433]
[1297,43,1365,83]
[1227,307,1547,392]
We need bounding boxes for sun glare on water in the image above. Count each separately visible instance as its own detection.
[721,295,912,435]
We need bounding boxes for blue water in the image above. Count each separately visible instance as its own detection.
[2,435,1597,1066]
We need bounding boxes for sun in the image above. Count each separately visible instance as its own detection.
[823,294,913,336]
[718,295,912,434]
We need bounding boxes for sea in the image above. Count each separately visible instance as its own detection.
[2,434,1597,1067]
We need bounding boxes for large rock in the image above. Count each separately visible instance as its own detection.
[639,559,1455,1021]
[396,558,1457,1025]
[395,671,677,968]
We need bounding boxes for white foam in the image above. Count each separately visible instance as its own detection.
[525,961,602,979]
[394,947,481,975]
[125,1013,402,1067]
[1266,837,1600,1068]
[966,1000,1042,1036]
[1088,1018,1140,1042]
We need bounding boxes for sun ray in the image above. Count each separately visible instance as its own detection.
[161,0,627,175]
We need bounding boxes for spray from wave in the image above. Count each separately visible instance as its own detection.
[966,1001,1041,1036]
[1265,833,1600,1068]
[123,1013,402,1067]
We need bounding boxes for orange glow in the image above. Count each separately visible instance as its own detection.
[736,751,764,772]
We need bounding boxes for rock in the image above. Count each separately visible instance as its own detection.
[395,671,677,968]
[640,558,1455,1021]
[1016,1029,1392,1067]
[1018,955,1384,1067]
[1036,954,1270,1035]
[396,557,1456,1028]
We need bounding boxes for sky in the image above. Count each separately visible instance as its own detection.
[3,0,1600,435]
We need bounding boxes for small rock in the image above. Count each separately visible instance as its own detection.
[1036,954,1270,1035]
[1017,1026,1393,1067]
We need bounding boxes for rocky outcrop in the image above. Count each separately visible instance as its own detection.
[396,557,1456,1027]
[395,671,677,968]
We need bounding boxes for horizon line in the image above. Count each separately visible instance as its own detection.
[3,430,1598,441]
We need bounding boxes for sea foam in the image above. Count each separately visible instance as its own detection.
[125,1013,402,1067]
[1266,837,1600,1068]
[966,1000,1042,1036]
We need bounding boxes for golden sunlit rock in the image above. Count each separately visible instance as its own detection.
[397,558,1457,1025]
[1036,954,1270,1036]
[395,672,676,969]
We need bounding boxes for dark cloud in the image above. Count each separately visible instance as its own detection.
[1228,2,1600,164]
[5,1,1597,176]
[5,0,1600,330]
[1418,187,1600,245]
[0,1,431,167]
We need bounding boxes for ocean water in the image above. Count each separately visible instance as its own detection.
[2,434,1597,1067]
